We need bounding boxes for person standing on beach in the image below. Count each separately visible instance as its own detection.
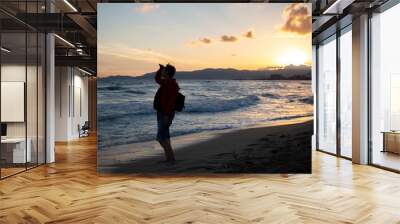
[153,64,179,162]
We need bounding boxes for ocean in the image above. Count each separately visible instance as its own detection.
[98,78,313,150]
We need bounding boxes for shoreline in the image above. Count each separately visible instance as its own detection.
[98,116,313,174]
[99,114,313,150]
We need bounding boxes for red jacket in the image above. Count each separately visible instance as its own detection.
[155,74,179,114]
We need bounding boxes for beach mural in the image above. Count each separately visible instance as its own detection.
[97,3,313,173]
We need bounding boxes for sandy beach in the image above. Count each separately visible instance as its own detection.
[98,117,313,174]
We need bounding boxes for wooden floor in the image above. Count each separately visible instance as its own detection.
[1,135,400,224]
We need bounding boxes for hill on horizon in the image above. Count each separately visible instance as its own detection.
[100,65,311,81]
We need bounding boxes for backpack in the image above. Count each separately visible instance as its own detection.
[175,92,185,112]
[153,89,185,112]
[153,89,161,111]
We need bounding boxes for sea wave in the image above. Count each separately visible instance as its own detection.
[98,103,153,122]
[185,95,260,113]
[297,96,313,104]
[98,125,236,148]
[270,114,313,121]
[261,93,313,105]
[125,90,147,95]
[286,96,313,104]
[98,95,261,122]
[261,93,281,99]
[98,86,125,91]
[98,86,147,95]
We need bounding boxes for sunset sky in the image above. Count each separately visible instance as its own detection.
[98,3,312,77]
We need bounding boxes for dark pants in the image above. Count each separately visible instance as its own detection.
[156,111,176,161]
[156,111,175,141]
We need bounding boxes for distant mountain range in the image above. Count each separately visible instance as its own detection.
[102,65,311,80]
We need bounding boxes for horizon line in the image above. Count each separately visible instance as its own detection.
[98,63,312,77]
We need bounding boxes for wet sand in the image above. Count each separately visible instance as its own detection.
[98,117,313,174]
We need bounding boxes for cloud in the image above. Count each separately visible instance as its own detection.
[189,37,212,46]
[279,3,311,36]
[190,29,254,47]
[135,4,159,13]
[242,29,255,39]
[220,35,238,42]
[99,44,173,64]
[98,44,210,76]
[199,38,212,44]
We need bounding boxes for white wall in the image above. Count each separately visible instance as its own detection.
[1,65,26,81]
[72,73,89,138]
[1,65,41,138]
[1,82,25,122]
[1,63,46,164]
[1,65,26,139]
[55,66,70,141]
[55,67,89,141]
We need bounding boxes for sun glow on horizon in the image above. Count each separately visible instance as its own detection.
[277,49,309,66]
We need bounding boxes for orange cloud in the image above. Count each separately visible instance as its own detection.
[279,3,311,36]
[243,29,255,39]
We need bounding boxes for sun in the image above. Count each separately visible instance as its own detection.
[277,49,308,66]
